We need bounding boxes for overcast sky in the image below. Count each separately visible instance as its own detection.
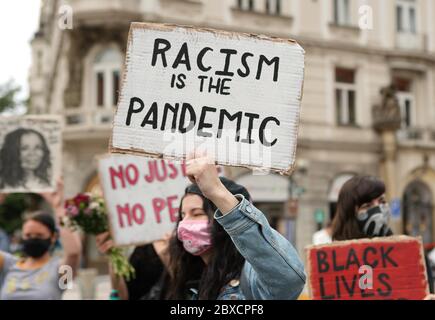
[0,0,41,109]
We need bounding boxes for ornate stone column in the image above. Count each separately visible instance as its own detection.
[372,86,402,199]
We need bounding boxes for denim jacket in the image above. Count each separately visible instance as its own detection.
[211,194,306,300]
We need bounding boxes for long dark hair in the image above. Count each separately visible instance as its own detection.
[331,176,386,241]
[0,128,51,188]
[165,193,245,300]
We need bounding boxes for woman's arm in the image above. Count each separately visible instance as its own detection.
[0,250,18,289]
[95,231,129,300]
[214,195,306,299]
[186,154,306,300]
[0,251,4,272]
[40,179,82,278]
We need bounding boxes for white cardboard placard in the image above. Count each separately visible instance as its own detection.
[98,154,189,246]
[111,22,305,175]
[0,115,62,193]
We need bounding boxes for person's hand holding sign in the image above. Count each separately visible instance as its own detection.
[39,178,65,216]
[186,151,239,215]
[96,231,114,254]
[39,177,82,278]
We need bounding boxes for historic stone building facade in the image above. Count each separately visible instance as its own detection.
[29,0,435,268]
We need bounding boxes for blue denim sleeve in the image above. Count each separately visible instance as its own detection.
[214,195,306,300]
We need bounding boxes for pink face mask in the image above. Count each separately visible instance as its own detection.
[177,219,212,256]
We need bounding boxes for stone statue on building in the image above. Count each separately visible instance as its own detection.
[372,85,402,132]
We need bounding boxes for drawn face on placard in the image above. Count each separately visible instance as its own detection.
[20,132,45,171]
[0,128,52,189]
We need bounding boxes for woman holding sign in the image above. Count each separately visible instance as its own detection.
[0,180,82,300]
[331,175,434,296]
[96,153,306,300]
[95,234,169,300]
[157,152,306,300]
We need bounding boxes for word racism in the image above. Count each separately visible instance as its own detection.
[98,156,188,246]
[306,237,429,300]
[152,38,280,83]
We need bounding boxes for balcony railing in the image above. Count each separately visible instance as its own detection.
[397,127,435,146]
[396,32,427,51]
[64,108,114,136]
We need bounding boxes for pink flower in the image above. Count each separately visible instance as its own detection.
[64,199,74,209]
[66,205,79,217]
[83,208,93,215]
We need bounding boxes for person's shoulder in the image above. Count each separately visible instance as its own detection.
[48,255,63,267]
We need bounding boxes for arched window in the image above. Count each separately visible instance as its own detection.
[403,181,433,244]
[93,47,122,109]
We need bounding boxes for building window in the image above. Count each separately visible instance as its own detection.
[36,50,43,77]
[335,68,356,126]
[396,0,417,34]
[394,77,414,129]
[403,181,433,244]
[113,71,120,106]
[237,0,254,11]
[265,0,281,15]
[333,0,351,26]
[93,47,122,108]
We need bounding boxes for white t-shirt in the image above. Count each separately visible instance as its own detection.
[312,229,332,246]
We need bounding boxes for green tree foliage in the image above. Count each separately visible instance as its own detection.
[0,80,21,113]
[0,194,27,234]
[0,194,45,235]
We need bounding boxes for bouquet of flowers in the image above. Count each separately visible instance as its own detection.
[62,193,135,280]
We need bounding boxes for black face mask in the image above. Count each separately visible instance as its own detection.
[21,238,52,258]
[357,204,394,238]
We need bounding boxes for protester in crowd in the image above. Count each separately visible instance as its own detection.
[160,153,305,300]
[331,175,435,296]
[0,179,82,300]
[96,233,168,300]
[312,222,332,245]
[97,153,306,300]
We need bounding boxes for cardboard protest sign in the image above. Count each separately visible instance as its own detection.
[306,236,429,300]
[0,115,62,193]
[98,154,190,246]
[110,22,305,174]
